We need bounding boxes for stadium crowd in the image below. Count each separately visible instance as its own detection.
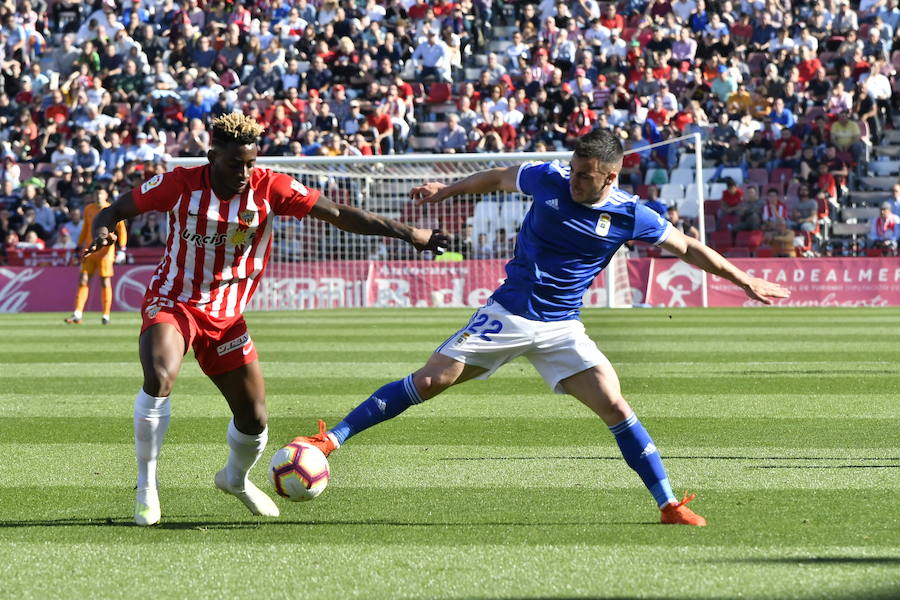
[1,0,900,262]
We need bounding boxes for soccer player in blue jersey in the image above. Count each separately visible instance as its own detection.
[295,129,790,526]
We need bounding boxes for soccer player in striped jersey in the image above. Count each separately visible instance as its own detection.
[82,114,448,526]
[295,128,790,526]
[64,188,128,325]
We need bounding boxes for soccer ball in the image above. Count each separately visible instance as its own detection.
[268,441,330,501]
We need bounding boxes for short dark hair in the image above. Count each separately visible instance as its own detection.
[572,128,623,164]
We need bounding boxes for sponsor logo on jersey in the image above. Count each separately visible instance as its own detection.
[546,198,559,210]
[228,228,257,247]
[290,179,308,195]
[217,333,250,356]
[595,213,612,236]
[141,174,163,195]
[181,229,228,247]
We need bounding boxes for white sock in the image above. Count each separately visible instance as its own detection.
[72,310,83,319]
[134,389,171,490]
[225,419,267,491]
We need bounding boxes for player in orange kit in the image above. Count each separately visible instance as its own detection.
[65,188,128,325]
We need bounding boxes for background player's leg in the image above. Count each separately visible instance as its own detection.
[208,361,279,517]
[100,276,112,325]
[66,272,90,323]
[134,323,185,525]
[324,353,488,446]
[560,364,678,510]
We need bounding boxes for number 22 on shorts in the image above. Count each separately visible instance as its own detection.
[466,312,504,341]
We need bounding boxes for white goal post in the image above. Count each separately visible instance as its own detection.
[168,134,705,310]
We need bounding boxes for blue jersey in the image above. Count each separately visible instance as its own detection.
[491,160,672,321]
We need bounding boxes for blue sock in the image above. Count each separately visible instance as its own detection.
[329,375,424,445]
[609,413,676,508]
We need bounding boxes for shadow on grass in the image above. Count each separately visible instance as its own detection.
[0,517,657,530]
[440,455,900,462]
[714,556,900,565]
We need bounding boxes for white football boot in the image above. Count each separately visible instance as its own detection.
[134,488,161,526]
[214,469,280,517]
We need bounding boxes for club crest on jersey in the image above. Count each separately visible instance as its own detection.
[595,213,612,236]
[141,174,163,195]
[238,210,255,226]
[181,229,227,247]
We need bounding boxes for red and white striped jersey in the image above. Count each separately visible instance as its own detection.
[133,164,319,318]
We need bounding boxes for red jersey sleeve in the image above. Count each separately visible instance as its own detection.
[268,172,321,219]
[133,170,183,213]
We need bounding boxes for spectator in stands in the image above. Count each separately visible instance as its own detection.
[58,207,82,243]
[886,184,900,215]
[53,227,77,250]
[791,186,819,233]
[368,102,395,155]
[472,232,493,259]
[437,113,467,153]
[737,185,763,232]
[413,28,451,83]
[761,189,789,232]
[494,228,515,258]
[719,178,743,220]
[73,138,101,173]
[870,202,900,253]
[830,110,867,164]
[765,219,797,257]
[666,206,699,239]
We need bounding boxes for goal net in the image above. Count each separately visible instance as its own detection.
[168,135,703,310]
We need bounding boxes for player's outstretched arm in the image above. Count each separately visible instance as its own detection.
[410,165,521,206]
[659,228,790,304]
[309,196,449,254]
[82,191,142,258]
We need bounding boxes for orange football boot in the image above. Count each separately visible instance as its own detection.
[660,492,707,526]
[291,419,339,457]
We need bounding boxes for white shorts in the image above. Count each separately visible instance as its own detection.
[435,299,610,394]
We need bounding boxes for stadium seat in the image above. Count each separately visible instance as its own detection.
[669,169,695,186]
[472,200,502,240]
[677,153,697,169]
[770,168,794,186]
[735,229,764,252]
[707,183,727,200]
[719,168,744,184]
[705,199,722,214]
[869,160,900,176]
[711,229,733,250]
[725,247,751,258]
[679,196,700,218]
[746,169,769,187]
[701,169,717,183]
[644,168,669,185]
[660,183,685,202]
[718,214,740,231]
[408,136,439,150]
[754,246,775,257]
[685,183,699,203]
[426,82,452,104]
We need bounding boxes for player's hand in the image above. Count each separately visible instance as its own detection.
[742,277,790,305]
[115,249,127,264]
[411,228,450,254]
[82,228,117,258]
[410,181,448,206]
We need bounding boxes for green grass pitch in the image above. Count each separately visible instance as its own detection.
[1,307,898,599]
